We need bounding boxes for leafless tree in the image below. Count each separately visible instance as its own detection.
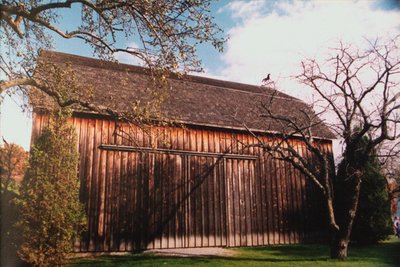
[0,0,225,115]
[249,36,400,259]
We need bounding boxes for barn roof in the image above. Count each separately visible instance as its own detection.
[33,50,335,140]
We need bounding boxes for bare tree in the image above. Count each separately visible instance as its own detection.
[249,37,400,259]
[0,0,225,114]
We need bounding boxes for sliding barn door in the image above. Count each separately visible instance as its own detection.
[81,146,261,251]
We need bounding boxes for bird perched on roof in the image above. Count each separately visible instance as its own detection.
[262,74,270,85]
[262,74,270,83]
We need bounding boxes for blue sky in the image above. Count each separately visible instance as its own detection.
[1,0,400,151]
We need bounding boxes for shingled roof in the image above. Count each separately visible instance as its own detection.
[34,50,335,140]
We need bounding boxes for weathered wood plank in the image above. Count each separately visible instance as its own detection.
[208,157,216,247]
[220,159,227,247]
[259,155,268,245]
[233,159,240,246]
[154,152,162,249]
[188,156,195,247]
[244,159,253,246]
[225,158,233,247]
[86,119,96,250]
[238,159,246,246]
[270,152,279,245]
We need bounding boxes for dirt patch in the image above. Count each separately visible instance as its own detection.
[145,247,237,257]
[72,247,237,259]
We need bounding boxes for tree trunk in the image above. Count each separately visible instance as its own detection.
[329,172,362,259]
[330,230,350,259]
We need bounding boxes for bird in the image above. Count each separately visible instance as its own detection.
[262,74,270,83]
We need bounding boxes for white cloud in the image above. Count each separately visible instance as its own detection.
[214,0,400,101]
[210,0,400,159]
[219,0,266,20]
[114,42,144,66]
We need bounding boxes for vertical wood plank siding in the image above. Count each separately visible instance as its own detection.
[32,113,330,251]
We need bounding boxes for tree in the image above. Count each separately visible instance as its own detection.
[342,136,393,245]
[249,37,400,259]
[0,142,27,194]
[0,0,225,114]
[0,143,27,267]
[17,109,86,266]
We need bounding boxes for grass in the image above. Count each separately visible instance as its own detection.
[72,236,400,267]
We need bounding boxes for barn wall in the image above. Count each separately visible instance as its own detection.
[32,112,331,252]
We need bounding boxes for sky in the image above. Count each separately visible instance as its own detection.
[1,0,400,152]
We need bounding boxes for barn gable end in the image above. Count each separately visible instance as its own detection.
[31,51,333,252]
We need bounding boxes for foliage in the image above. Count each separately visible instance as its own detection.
[0,142,27,194]
[28,60,95,110]
[0,0,225,102]
[0,143,27,266]
[17,109,86,266]
[1,188,23,267]
[351,156,393,244]
[335,135,393,244]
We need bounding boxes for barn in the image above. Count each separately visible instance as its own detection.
[31,51,335,252]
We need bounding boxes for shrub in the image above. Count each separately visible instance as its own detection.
[17,110,86,266]
[350,156,393,244]
[0,143,27,266]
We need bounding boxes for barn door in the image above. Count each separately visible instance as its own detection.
[225,158,256,247]
[86,144,258,251]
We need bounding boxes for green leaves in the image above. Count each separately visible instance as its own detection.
[18,110,86,266]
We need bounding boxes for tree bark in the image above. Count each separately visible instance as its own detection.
[331,236,349,259]
[330,172,362,259]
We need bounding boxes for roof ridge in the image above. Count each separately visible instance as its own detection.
[39,50,301,102]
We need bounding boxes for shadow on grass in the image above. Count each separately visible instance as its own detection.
[347,237,400,265]
[73,237,400,267]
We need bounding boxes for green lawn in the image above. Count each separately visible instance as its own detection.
[72,237,400,267]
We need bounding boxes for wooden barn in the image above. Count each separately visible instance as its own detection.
[31,51,335,252]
